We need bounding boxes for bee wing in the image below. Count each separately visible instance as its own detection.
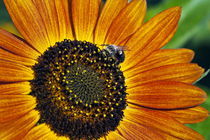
[117,45,131,51]
[99,44,130,51]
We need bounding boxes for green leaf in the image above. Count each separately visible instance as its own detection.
[146,0,210,49]
[194,69,210,84]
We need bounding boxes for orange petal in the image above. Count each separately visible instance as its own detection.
[106,131,125,140]
[127,81,207,109]
[159,106,209,124]
[117,119,164,139]
[72,0,101,42]
[0,110,40,139]
[32,0,73,43]
[0,29,40,59]
[122,7,181,71]
[123,48,194,75]
[0,60,33,82]
[0,48,37,66]
[94,0,127,44]
[4,0,73,53]
[124,107,204,140]
[126,63,204,87]
[0,82,31,95]
[105,0,147,45]
[0,94,36,123]
[4,0,48,53]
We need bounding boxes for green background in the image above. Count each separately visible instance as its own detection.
[0,0,210,139]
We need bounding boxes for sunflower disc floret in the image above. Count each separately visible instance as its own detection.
[30,39,127,139]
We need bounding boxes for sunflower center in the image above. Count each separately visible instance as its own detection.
[64,63,105,105]
[30,40,127,139]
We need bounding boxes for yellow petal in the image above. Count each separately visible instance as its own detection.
[106,131,125,140]
[105,0,147,45]
[0,94,36,123]
[0,82,31,95]
[94,0,127,44]
[0,110,40,139]
[24,123,55,140]
[127,81,207,109]
[56,136,69,140]
[122,7,181,71]
[0,29,40,59]
[0,60,33,82]
[72,0,101,42]
[126,63,204,87]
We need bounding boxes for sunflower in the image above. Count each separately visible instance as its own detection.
[0,0,208,139]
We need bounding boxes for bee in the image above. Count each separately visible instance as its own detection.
[101,44,125,65]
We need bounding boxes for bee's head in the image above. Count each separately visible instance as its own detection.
[115,48,125,64]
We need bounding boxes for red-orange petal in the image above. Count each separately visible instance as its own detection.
[105,0,147,45]
[126,63,204,88]
[72,0,101,42]
[123,48,194,76]
[94,0,127,44]
[0,94,36,123]
[0,48,37,66]
[118,119,164,139]
[124,107,204,139]
[0,29,40,59]
[127,81,207,109]
[0,82,31,95]
[122,7,181,71]
[0,110,39,139]
[159,106,209,124]
[0,60,33,82]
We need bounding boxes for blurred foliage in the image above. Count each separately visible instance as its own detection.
[0,0,210,139]
[0,0,19,35]
[0,0,10,22]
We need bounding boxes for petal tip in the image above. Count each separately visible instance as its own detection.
[166,6,182,17]
[172,6,182,13]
